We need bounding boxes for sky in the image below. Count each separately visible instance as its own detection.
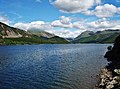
[0,0,120,38]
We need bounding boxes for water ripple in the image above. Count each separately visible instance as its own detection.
[0,44,110,89]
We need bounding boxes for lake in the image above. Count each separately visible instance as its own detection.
[0,44,111,89]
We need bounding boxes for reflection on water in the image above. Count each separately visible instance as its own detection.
[0,44,110,89]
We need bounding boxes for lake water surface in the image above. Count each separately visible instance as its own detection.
[0,44,111,89]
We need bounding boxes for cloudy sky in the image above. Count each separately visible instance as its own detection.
[0,0,120,38]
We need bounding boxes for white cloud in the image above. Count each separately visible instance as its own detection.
[88,18,120,30]
[95,0,101,4]
[14,23,29,31]
[51,16,87,30]
[51,16,73,28]
[13,16,87,38]
[47,29,74,38]
[14,21,52,31]
[50,0,101,13]
[0,15,11,25]
[47,29,85,38]
[72,21,86,30]
[60,16,71,24]
[94,4,120,18]
[109,20,120,29]
[13,16,120,38]
[88,18,110,28]
[84,4,120,18]
[50,0,120,18]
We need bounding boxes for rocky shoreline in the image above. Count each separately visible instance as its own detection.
[94,68,120,89]
[94,35,120,89]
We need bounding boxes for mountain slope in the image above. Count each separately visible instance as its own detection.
[27,30,55,38]
[0,22,69,45]
[73,30,120,43]
[75,31,95,40]
[0,22,31,38]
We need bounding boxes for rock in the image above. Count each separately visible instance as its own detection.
[104,35,120,62]
[106,84,114,89]
[106,79,118,89]
[113,76,118,80]
[95,35,120,89]
[110,79,118,85]
[114,69,120,74]
[95,68,119,89]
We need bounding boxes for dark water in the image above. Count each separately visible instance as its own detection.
[0,44,111,89]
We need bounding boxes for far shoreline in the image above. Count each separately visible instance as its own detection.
[0,43,113,46]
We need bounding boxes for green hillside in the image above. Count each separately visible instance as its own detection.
[73,30,120,43]
[0,22,69,45]
[27,30,55,38]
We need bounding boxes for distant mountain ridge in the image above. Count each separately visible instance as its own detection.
[73,30,120,43]
[0,22,119,44]
[0,22,69,45]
